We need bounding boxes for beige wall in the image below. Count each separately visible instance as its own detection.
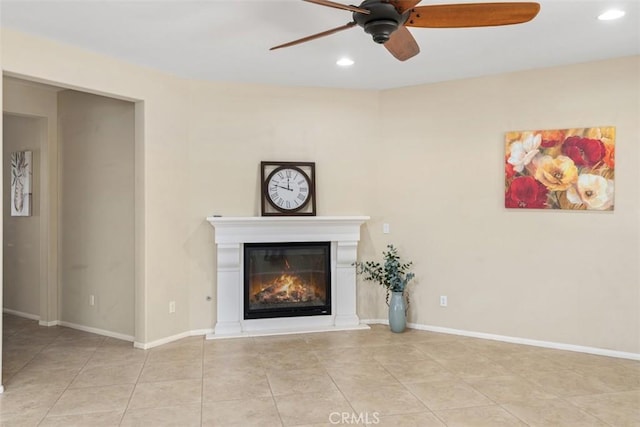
[2,78,59,324]
[58,90,135,336]
[186,81,379,330]
[2,113,42,316]
[1,28,638,354]
[375,57,640,353]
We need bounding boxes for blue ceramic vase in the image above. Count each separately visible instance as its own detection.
[388,291,406,333]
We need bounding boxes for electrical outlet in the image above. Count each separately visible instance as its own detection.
[89,295,95,306]
[440,296,448,307]
[169,301,176,313]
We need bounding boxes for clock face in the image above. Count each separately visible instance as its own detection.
[265,166,311,212]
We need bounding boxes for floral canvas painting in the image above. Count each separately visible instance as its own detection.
[505,127,615,210]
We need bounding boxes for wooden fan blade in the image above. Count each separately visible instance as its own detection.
[303,0,370,15]
[270,22,357,51]
[405,2,540,28]
[384,26,420,61]
[387,0,423,14]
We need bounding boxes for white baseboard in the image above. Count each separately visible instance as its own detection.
[3,308,40,321]
[39,320,59,327]
[134,328,214,350]
[58,321,135,342]
[362,319,640,361]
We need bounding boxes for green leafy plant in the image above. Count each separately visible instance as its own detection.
[355,244,415,294]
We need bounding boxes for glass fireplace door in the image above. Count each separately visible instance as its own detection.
[244,242,331,319]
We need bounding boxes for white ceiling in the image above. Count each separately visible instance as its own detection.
[1,0,638,90]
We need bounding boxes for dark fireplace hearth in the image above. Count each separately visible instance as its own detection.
[244,242,331,319]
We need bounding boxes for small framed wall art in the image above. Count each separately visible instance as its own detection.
[11,150,33,217]
[261,161,316,216]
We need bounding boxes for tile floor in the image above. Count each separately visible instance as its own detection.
[1,313,639,426]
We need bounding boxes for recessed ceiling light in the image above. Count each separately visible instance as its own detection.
[336,57,354,67]
[598,9,625,20]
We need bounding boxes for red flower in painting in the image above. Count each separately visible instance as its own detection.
[539,130,566,148]
[505,176,548,209]
[562,136,606,166]
[505,155,516,179]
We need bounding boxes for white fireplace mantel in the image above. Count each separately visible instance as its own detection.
[206,216,370,338]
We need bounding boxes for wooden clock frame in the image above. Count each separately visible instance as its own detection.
[261,161,316,216]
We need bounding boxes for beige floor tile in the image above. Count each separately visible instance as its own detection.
[304,331,366,348]
[274,389,354,426]
[412,341,478,362]
[435,356,512,379]
[253,334,310,353]
[27,348,94,368]
[340,383,427,416]
[203,397,282,426]
[39,411,125,427]
[0,385,66,415]
[4,365,80,389]
[203,353,265,377]
[69,361,144,388]
[376,411,446,427]
[86,345,148,367]
[404,330,464,345]
[128,378,202,410]
[382,358,456,384]
[539,349,627,370]
[406,380,493,410]
[203,337,259,358]
[503,398,609,426]
[147,339,203,363]
[139,358,202,383]
[519,368,617,396]
[0,407,49,426]
[121,403,202,427]
[261,349,322,371]
[266,367,339,396]
[614,358,640,372]
[366,344,429,364]
[203,372,272,401]
[466,375,557,403]
[569,390,640,426]
[48,384,134,416]
[326,361,400,388]
[1,350,35,375]
[3,314,637,427]
[435,405,527,426]
[491,352,567,373]
[314,346,378,365]
[463,339,541,357]
[569,364,640,392]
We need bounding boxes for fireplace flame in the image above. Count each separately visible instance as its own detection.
[252,273,321,304]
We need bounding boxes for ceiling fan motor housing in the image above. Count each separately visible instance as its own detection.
[353,0,409,44]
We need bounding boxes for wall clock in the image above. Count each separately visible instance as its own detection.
[261,161,316,216]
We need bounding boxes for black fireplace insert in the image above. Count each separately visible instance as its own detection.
[244,242,331,319]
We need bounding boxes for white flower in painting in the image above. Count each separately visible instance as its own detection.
[508,133,542,173]
[566,174,614,210]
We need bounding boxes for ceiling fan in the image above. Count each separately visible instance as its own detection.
[270,0,540,61]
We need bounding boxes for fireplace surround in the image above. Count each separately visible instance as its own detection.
[206,216,370,338]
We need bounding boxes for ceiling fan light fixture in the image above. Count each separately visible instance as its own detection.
[598,9,625,20]
[336,57,355,67]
